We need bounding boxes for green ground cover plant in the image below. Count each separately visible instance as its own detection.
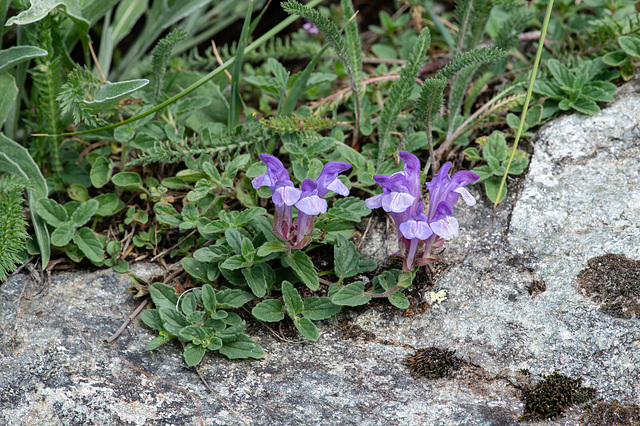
[0,0,636,373]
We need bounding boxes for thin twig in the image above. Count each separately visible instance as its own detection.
[89,42,107,83]
[119,357,204,426]
[357,215,374,251]
[211,40,232,82]
[104,299,149,343]
[151,229,198,262]
[194,365,251,426]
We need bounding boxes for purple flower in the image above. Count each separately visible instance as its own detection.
[302,21,319,34]
[366,153,479,271]
[252,156,351,249]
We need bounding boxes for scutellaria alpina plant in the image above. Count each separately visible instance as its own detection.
[366,152,479,272]
[252,154,351,249]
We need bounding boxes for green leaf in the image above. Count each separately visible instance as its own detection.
[282,281,304,317]
[36,198,68,227]
[70,199,99,227]
[154,201,181,226]
[73,227,104,263]
[0,73,18,128]
[67,184,88,202]
[571,97,600,115]
[206,337,223,352]
[483,131,508,163]
[110,0,147,47]
[302,297,341,320]
[331,281,371,306]
[397,271,414,289]
[216,289,254,309]
[257,240,287,257]
[219,334,265,359]
[220,255,246,271]
[252,299,285,322]
[235,207,267,227]
[183,342,206,366]
[201,284,217,313]
[51,224,74,247]
[334,234,359,280]
[182,257,209,283]
[326,197,370,222]
[618,36,640,58]
[225,229,243,254]
[373,270,400,291]
[0,46,48,73]
[141,309,162,331]
[294,317,319,341]
[111,172,144,191]
[148,282,179,310]
[158,307,189,335]
[484,176,507,203]
[146,334,173,350]
[546,59,574,89]
[603,50,628,67]
[113,260,129,273]
[242,265,267,298]
[315,218,354,244]
[90,156,114,188]
[282,251,319,291]
[95,193,125,217]
[81,79,149,113]
[179,325,208,343]
[179,292,196,315]
[388,291,410,309]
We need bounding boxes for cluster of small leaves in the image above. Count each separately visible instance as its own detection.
[405,347,463,378]
[534,58,617,116]
[465,130,529,203]
[520,372,596,421]
[141,282,263,366]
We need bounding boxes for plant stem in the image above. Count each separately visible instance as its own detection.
[494,0,555,209]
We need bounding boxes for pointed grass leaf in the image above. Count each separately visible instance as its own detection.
[216,289,254,309]
[294,317,319,341]
[388,291,410,309]
[70,199,99,227]
[36,198,68,227]
[252,299,285,322]
[183,343,206,366]
[90,156,114,188]
[201,284,217,313]
[331,281,371,306]
[148,282,179,310]
[283,251,319,291]
[51,224,74,247]
[282,281,304,317]
[158,307,189,336]
[302,297,341,321]
[73,227,104,263]
[219,334,265,360]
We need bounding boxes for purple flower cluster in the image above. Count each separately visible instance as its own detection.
[365,152,479,271]
[252,154,351,249]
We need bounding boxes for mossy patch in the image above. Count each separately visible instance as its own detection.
[405,347,463,379]
[576,253,640,319]
[580,400,640,425]
[520,372,596,421]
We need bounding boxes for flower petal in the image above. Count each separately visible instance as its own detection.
[399,219,433,240]
[365,193,383,209]
[454,187,476,206]
[273,183,301,206]
[295,195,327,215]
[382,192,415,213]
[430,216,459,239]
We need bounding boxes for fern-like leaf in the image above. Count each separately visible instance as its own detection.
[377,28,431,166]
[0,175,29,282]
[151,27,187,97]
[58,66,105,127]
[437,46,506,80]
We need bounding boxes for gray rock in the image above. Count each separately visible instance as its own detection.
[2,81,640,425]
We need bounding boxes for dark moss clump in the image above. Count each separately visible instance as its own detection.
[405,347,463,378]
[576,253,640,318]
[520,372,596,421]
[580,400,640,425]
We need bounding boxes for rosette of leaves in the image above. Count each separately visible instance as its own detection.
[252,281,342,341]
[141,282,263,366]
[466,131,529,203]
[533,58,617,116]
